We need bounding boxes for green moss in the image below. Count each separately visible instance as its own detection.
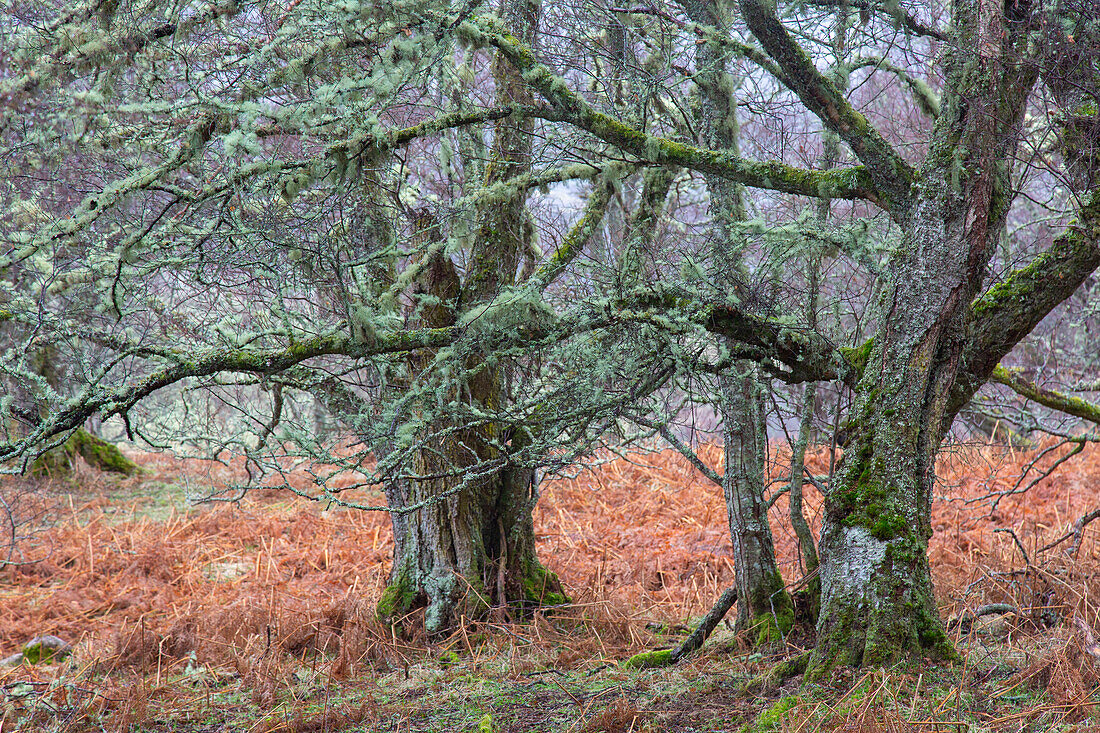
[990,366,1100,424]
[520,562,568,607]
[840,338,875,377]
[1073,99,1098,117]
[915,613,959,662]
[753,695,801,731]
[70,429,140,475]
[621,648,672,669]
[749,609,792,646]
[378,570,418,621]
[30,447,72,478]
[743,570,795,646]
[31,429,140,478]
[832,445,908,541]
[21,639,70,665]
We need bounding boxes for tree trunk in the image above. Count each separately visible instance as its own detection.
[810,188,988,671]
[380,446,562,632]
[807,0,1040,673]
[720,366,793,640]
[685,0,794,642]
[379,0,564,633]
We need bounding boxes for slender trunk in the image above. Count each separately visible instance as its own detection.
[684,0,793,641]
[720,366,793,639]
[787,6,847,613]
[787,381,820,614]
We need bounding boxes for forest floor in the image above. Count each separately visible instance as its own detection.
[1,441,1099,732]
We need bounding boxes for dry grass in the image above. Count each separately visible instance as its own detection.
[0,440,1098,731]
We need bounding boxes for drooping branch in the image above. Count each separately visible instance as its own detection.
[0,327,456,467]
[989,367,1100,426]
[737,0,917,215]
[3,285,850,467]
[625,413,723,486]
[846,56,941,118]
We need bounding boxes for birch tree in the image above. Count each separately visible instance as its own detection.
[3,0,1100,673]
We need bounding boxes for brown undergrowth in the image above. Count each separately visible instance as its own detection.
[0,441,1098,731]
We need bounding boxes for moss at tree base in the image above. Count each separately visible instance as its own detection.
[377,570,419,622]
[31,429,140,477]
[520,560,569,607]
[805,606,957,683]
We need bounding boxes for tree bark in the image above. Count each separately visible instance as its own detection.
[379,0,564,633]
[719,367,793,639]
[808,0,1039,674]
[685,0,794,642]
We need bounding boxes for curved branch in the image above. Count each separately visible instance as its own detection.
[463,18,888,208]
[803,0,948,41]
[3,284,851,466]
[846,56,941,118]
[737,0,917,215]
[950,188,1100,417]
[989,367,1100,426]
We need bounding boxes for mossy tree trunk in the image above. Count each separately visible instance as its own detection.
[381,436,561,632]
[380,0,564,633]
[719,368,793,640]
[686,0,794,642]
[805,0,1039,674]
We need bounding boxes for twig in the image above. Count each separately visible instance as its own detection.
[994,528,1033,568]
[1038,507,1100,557]
[969,439,1086,512]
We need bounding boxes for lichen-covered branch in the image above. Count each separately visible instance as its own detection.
[803,0,948,41]
[463,17,888,207]
[737,0,917,215]
[3,285,848,469]
[0,2,240,99]
[846,56,940,118]
[989,367,1100,426]
[950,188,1100,417]
[528,168,622,290]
